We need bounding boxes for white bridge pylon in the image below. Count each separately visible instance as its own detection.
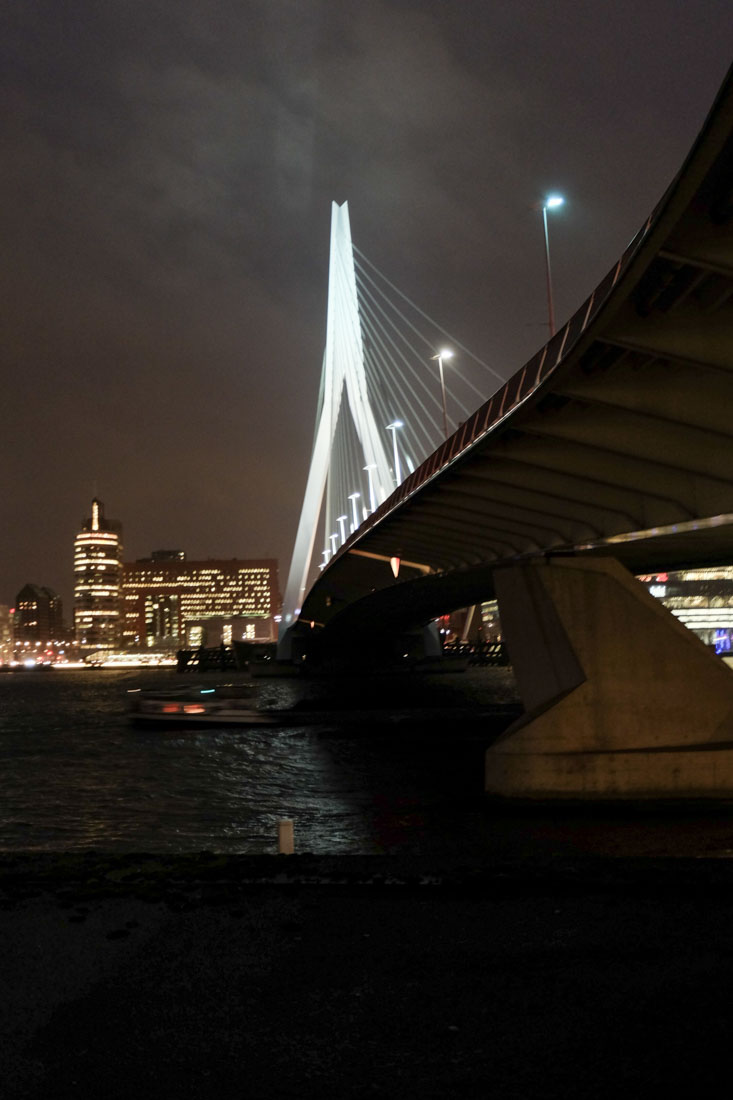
[280,202,394,640]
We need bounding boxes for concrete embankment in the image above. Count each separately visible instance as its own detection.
[3,850,733,1097]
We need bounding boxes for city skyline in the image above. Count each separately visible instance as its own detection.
[2,1,731,608]
[2,494,281,658]
[2,493,274,614]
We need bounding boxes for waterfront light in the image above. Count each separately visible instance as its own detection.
[337,514,348,543]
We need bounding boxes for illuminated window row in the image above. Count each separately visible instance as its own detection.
[75,559,120,565]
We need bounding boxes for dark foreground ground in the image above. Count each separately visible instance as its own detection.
[3,848,733,1099]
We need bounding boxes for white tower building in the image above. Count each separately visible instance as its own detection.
[73,497,123,650]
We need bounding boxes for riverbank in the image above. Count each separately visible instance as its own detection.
[3,850,733,1097]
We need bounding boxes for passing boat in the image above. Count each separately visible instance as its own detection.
[128,684,278,727]
[128,683,520,731]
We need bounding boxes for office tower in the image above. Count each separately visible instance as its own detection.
[73,497,123,650]
[13,585,64,645]
[121,556,280,649]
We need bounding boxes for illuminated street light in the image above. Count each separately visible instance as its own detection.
[336,514,348,543]
[540,194,564,337]
[430,349,453,439]
[386,421,404,486]
[329,532,338,555]
[363,464,377,513]
[348,491,361,532]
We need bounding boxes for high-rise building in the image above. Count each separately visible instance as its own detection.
[74,497,123,650]
[13,585,65,645]
[121,556,280,650]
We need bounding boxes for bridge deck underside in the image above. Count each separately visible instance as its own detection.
[299,69,733,642]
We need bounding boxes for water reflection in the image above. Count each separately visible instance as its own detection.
[0,668,517,853]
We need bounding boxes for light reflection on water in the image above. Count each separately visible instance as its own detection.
[0,668,517,854]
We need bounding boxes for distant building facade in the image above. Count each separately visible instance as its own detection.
[73,497,123,650]
[641,567,733,651]
[121,557,280,650]
[0,604,11,662]
[13,584,64,646]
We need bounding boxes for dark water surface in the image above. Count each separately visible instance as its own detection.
[6,668,733,859]
[0,668,518,854]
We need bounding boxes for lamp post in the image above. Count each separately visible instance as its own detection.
[386,421,403,486]
[329,532,338,556]
[430,349,453,438]
[540,194,564,337]
[336,514,348,544]
[363,464,377,513]
[348,491,361,532]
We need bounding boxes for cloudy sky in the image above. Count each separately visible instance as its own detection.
[1,0,730,609]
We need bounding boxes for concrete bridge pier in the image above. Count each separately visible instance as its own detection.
[486,556,733,799]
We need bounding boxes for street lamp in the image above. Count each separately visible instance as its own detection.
[363,464,377,513]
[329,532,338,556]
[540,194,564,337]
[336,514,348,544]
[348,491,361,532]
[386,421,403,486]
[430,349,453,439]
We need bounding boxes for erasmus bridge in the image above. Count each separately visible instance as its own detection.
[278,67,733,800]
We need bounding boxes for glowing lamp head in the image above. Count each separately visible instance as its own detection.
[387,420,403,430]
[439,348,453,360]
[545,194,564,209]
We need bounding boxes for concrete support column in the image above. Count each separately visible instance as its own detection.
[486,556,733,799]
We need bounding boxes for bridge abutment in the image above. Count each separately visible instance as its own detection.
[486,556,733,799]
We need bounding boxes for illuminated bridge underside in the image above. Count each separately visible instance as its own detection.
[300,69,733,643]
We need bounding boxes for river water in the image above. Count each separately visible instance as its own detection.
[7,668,733,859]
[0,667,520,855]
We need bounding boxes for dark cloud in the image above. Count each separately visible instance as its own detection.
[0,0,730,606]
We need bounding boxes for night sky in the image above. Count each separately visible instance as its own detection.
[2,1,730,611]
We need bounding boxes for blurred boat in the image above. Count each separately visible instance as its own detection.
[128,684,277,727]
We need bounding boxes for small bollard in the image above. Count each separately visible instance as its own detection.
[278,819,294,855]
